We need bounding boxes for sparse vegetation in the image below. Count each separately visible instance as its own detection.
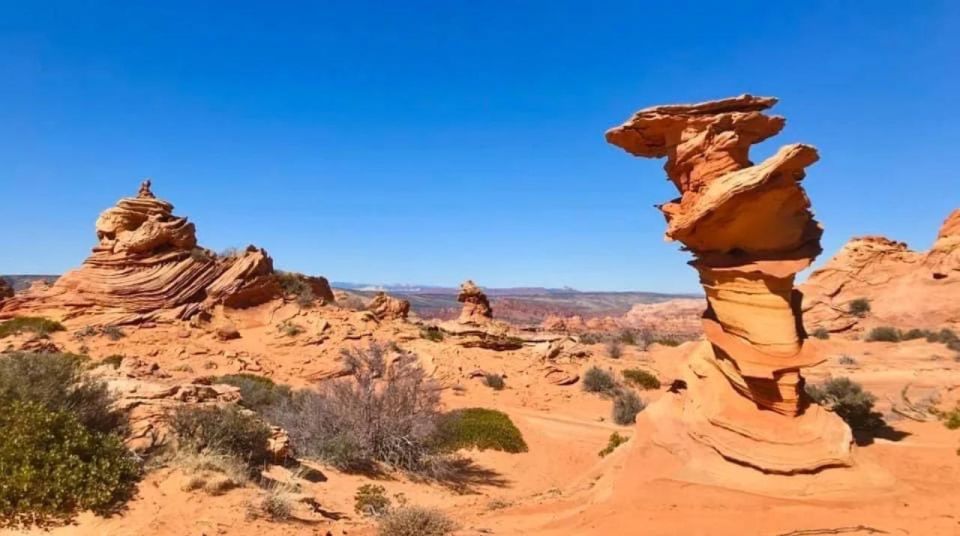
[0,401,139,528]
[617,329,640,346]
[101,325,125,341]
[582,366,617,394]
[102,354,125,369]
[377,506,457,536]
[258,478,296,520]
[189,247,213,262]
[811,327,831,340]
[483,372,505,390]
[355,484,392,517]
[622,368,660,390]
[612,390,645,425]
[0,316,65,339]
[941,408,960,430]
[276,271,316,307]
[901,328,929,340]
[420,326,444,342]
[265,344,447,474]
[649,335,682,347]
[434,408,528,454]
[598,432,629,457]
[216,373,292,412]
[866,326,901,342]
[170,405,272,471]
[605,339,623,359]
[848,298,871,317]
[278,320,305,337]
[170,449,252,494]
[805,377,885,431]
[838,355,858,366]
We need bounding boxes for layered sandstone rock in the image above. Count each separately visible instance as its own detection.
[607,95,852,474]
[367,291,410,321]
[802,209,960,333]
[457,280,493,324]
[0,181,282,325]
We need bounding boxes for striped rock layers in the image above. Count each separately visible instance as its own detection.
[606,95,853,473]
[1,181,280,325]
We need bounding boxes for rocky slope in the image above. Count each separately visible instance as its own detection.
[802,209,960,333]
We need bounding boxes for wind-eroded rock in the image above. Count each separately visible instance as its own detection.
[0,181,283,325]
[802,209,960,333]
[607,95,852,475]
[457,280,493,324]
[367,291,410,321]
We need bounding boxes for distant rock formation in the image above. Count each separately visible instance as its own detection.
[457,280,493,324]
[0,181,281,325]
[607,95,853,474]
[0,278,13,301]
[367,291,410,321]
[802,209,960,333]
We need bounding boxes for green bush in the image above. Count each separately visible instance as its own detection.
[901,328,930,341]
[605,340,623,359]
[420,326,444,342]
[377,506,457,536]
[434,408,527,454]
[582,366,616,394]
[612,390,645,425]
[942,409,960,430]
[0,316,65,338]
[617,330,640,346]
[598,432,629,457]
[848,298,871,317]
[170,405,272,469]
[354,484,391,517]
[483,373,505,391]
[0,401,138,528]
[622,369,660,390]
[275,272,315,307]
[805,377,884,431]
[866,326,901,342]
[216,373,292,412]
[0,352,126,435]
[811,327,831,340]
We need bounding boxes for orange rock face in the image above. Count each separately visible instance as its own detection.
[802,209,960,333]
[456,280,493,324]
[607,95,852,473]
[0,181,281,325]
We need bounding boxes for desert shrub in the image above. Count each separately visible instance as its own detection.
[433,408,528,454]
[598,432,629,457]
[74,325,97,339]
[0,352,126,435]
[622,368,660,390]
[170,405,271,470]
[219,247,242,258]
[617,329,640,346]
[169,449,252,491]
[483,373,505,391]
[605,339,623,359]
[901,328,930,341]
[265,344,444,474]
[377,506,457,536]
[582,366,616,394]
[420,326,444,342]
[866,326,901,342]
[0,316,65,338]
[0,400,139,528]
[276,272,315,307]
[811,327,831,340]
[355,484,391,517]
[838,355,858,366]
[649,335,681,347]
[257,477,298,520]
[848,298,871,317]
[941,408,960,430]
[101,325,125,341]
[578,332,605,345]
[805,377,884,431]
[190,247,213,262]
[278,320,305,337]
[101,354,125,369]
[612,390,645,425]
[216,373,292,412]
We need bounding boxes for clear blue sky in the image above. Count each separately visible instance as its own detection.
[1,1,957,292]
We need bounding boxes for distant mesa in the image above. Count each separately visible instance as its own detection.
[802,208,960,333]
[606,94,861,481]
[0,180,301,325]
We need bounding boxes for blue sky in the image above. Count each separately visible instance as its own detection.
[1,1,957,292]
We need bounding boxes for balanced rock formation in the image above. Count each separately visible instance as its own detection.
[0,181,281,325]
[457,280,493,324]
[367,291,410,321]
[606,95,853,475]
[802,209,960,333]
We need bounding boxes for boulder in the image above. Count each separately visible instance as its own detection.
[366,291,410,321]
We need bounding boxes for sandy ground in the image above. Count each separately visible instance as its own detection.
[4,303,960,536]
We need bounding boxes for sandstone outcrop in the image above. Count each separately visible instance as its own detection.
[802,209,960,333]
[0,181,284,325]
[607,95,853,474]
[366,291,410,320]
[457,280,493,324]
